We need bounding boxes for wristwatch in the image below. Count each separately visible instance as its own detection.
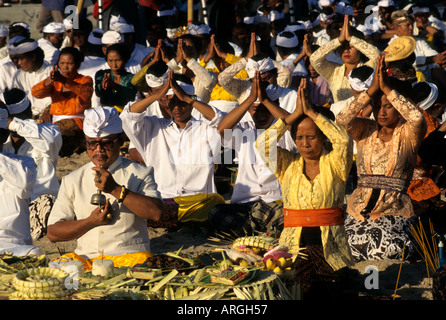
[189,95,198,105]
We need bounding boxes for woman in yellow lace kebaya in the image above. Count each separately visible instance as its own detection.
[256,79,356,299]
[309,14,380,103]
[336,56,427,261]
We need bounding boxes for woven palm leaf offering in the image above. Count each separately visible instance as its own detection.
[139,248,202,273]
[9,267,72,300]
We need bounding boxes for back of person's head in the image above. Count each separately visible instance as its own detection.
[146,60,169,77]
[350,65,375,82]
[59,46,84,68]
[173,73,193,85]
[177,34,202,56]
[106,43,131,64]
[9,22,30,39]
[2,88,32,120]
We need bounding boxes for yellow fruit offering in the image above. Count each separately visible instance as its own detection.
[265,258,276,271]
[273,266,283,273]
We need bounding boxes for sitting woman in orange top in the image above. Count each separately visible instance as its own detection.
[32,47,93,157]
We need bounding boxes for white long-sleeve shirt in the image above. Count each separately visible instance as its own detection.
[0,152,41,256]
[120,104,222,199]
[0,60,17,93]
[11,61,52,116]
[2,118,62,200]
[37,38,60,66]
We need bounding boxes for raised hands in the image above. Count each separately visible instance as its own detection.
[45,65,66,86]
[101,72,113,91]
[338,14,351,43]
[245,32,259,61]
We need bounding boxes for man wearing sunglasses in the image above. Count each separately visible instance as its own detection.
[46,106,164,268]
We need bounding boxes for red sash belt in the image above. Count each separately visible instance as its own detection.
[283,207,344,228]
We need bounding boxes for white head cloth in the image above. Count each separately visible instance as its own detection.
[412,7,429,14]
[188,24,211,35]
[11,22,30,31]
[88,28,105,45]
[245,57,275,79]
[101,30,123,45]
[109,15,127,26]
[63,18,73,30]
[413,81,439,110]
[276,31,299,48]
[166,81,195,96]
[145,69,169,88]
[43,22,65,34]
[83,107,123,138]
[319,0,334,6]
[0,25,9,38]
[0,91,30,114]
[269,10,285,22]
[166,28,178,39]
[356,24,371,36]
[110,22,135,34]
[348,69,375,91]
[243,16,255,24]
[7,38,38,55]
[297,20,313,30]
[377,0,394,7]
[158,7,177,17]
[284,24,305,32]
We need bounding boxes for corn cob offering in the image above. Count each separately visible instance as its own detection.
[10,267,71,300]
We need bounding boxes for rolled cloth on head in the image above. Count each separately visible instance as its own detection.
[348,69,375,91]
[88,28,105,45]
[7,38,38,55]
[188,24,211,35]
[83,107,123,138]
[1,88,30,114]
[101,30,123,45]
[43,22,65,34]
[63,18,73,30]
[245,57,275,79]
[166,81,195,96]
[110,22,135,34]
[413,81,438,110]
[276,31,299,48]
[145,69,169,88]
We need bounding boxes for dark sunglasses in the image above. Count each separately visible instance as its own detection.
[85,138,119,151]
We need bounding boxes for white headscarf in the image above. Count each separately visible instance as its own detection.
[63,18,73,30]
[0,90,30,114]
[276,31,299,48]
[42,22,65,34]
[88,28,105,45]
[166,81,195,96]
[101,30,123,45]
[110,22,135,34]
[83,107,123,138]
[145,69,169,88]
[348,69,375,92]
[7,38,38,55]
[188,24,211,35]
[245,57,275,79]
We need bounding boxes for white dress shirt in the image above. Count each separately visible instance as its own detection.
[0,60,18,93]
[120,104,222,199]
[2,118,62,200]
[222,120,295,204]
[11,61,52,117]
[37,38,60,66]
[47,156,162,259]
[0,152,42,256]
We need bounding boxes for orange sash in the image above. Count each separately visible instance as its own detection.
[283,207,344,228]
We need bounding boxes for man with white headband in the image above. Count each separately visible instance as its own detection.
[218,33,296,119]
[0,36,24,93]
[0,106,44,256]
[275,30,308,83]
[38,22,65,66]
[47,106,164,267]
[9,38,52,118]
[121,70,225,229]
[0,88,62,240]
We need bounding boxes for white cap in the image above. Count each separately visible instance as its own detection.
[63,18,73,30]
[245,56,276,79]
